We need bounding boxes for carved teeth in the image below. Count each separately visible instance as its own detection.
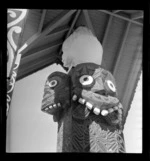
[85,102,93,110]
[72,95,77,101]
[53,104,57,108]
[49,105,52,109]
[57,103,61,107]
[118,103,123,109]
[113,106,119,111]
[93,107,101,115]
[118,109,122,114]
[45,107,49,111]
[101,110,109,116]
[78,98,86,104]
[108,108,114,113]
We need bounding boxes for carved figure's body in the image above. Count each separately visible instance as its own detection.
[41,63,126,152]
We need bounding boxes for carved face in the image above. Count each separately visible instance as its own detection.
[41,71,70,121]
[69,63,118,108]
[69,63,122,125]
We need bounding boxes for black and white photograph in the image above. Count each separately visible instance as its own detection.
[6,9,143,153]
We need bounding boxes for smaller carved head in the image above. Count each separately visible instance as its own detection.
[41,71,71,121]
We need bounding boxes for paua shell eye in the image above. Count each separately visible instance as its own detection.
[48,80,58,87]
[79,75,94,86]
[106,80,116,92]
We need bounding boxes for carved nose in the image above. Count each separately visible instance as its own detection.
[81,66,88,74]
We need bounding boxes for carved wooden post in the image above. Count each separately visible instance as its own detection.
[41,71,72,152]
[41,26,126,152]
[41,63,126,152]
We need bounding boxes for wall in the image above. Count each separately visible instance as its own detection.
[6,64,142,152]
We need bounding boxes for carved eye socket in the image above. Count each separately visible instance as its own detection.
[48,80,58,87]
[79,75,94,86]
[106,80,116,92]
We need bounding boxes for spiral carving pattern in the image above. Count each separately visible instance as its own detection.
[7,9,27,115]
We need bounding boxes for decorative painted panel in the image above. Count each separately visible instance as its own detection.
[7,9,28,116]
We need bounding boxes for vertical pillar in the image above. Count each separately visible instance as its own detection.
[7,9,28,116]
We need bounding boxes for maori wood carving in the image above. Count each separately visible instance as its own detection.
[7,9,28,116]
[41,63,126,152]
[41,71,72,151]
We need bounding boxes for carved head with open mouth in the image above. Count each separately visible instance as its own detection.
[41,71,70,122]
[69,63,123,127]
[41,63,123,128]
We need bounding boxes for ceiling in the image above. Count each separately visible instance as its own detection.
[16,9,143,125]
